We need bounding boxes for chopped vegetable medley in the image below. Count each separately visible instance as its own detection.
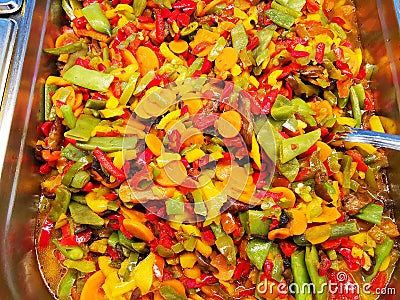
[36,0,400,299]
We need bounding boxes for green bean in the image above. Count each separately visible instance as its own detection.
[159,286,187,300]
[305,245,327,300]
[349,85,362,128]
[291,250,312,300]
[63,259,96,273]
[61,0,76,20]
[44,40,83,55]
[329,221,359,239]
[209,37,227,61]
[341,155,352,190]
[352,83,366,109]
[53,240,84,261]
[44,84,58,121]
[187,58,204,77]
[64,114,100,142]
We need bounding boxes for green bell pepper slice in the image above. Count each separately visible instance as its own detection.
[192,189,207,216]
[63,259,96,273]
[265,9,295,30]
[53,240,84,261]
[366,236,394,282]
[69,202,105,226]
[49,187,71,222]
[246,238,272,270]
[81,3,111,35]
[215,235,236,265]
[62,156,92,186]
[165,195,185,215]
[281,129,321,164]
[61,143,87,162]
[59,269,77,300]
[64,114,100,142]
[231,23,248,52]
[248,210,271,236]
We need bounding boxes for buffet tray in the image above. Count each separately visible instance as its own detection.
[0,0,400,299]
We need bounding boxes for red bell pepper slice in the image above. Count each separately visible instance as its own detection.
[93,147,126,180]
[263,259,274,278]
[41,121,54,137]
[202,229,215,243]
[337,247,361,271]
[247,36,259,50]
[107,245,121,260]
[327,269,360,300]
[291,50,309,58]
[318,253,332,276]
[346,150,368,172]
[321,238,343,250]
[177,12,190,27]
[279,240,297,257]
[370,271,387,292]
[39,219,54,248]
[315,42,325,64]
[72,16,88,29]
[39,163,52,175]
[155,10,165,42]
[332,16,346,27]
[172,0,197,14]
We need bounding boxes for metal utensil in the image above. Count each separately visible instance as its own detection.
[337,127,400,151]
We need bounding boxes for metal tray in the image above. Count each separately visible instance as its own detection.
[0,0,400,299]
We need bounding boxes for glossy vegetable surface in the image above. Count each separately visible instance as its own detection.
[35,0,400,299]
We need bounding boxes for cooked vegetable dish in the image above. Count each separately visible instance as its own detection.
[35,0,400,299]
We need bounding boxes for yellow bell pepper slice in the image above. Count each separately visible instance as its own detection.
[132,252,155,295]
